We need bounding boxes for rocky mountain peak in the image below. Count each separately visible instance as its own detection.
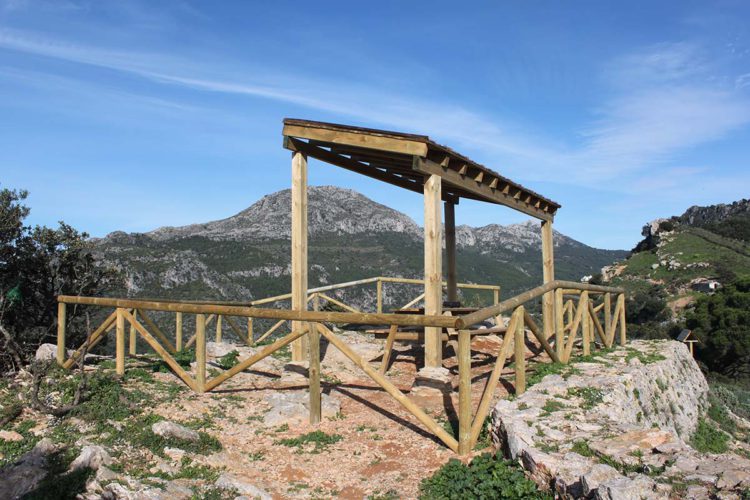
[142,185,421,242]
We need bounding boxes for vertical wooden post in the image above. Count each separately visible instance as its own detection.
[116,308,125,376]
[514,306,526,395]
[493,288,500,306]
[618,293,627,346]
[196,313,206,393]
[581,291,590,356]
[129,310,137,356]
[604,293,612,346]
[216,315,223,343]
[175,312,183,352]
[554,288,564,360]
[291,150,309,362]
[457,328,472,455]
[376,279,383,314]
[541,220,555,342]
[247,317,253,344]
[57,302,66,366]
[444,201,458,303]
[308,322,321,424]
[424,174,443,368]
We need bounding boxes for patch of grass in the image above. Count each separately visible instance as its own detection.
[274,430,343,453]
[540,399,567,416]
[691,418,729,454]
[271,344,292,362]
[152,349,194,373]
[624,347,666,365]
[567,387,604,410]
[571,440,593,457]
[173,456,222,481]
[367,489,400,500]
[247,450,265,461]
[419,453,551,499]
[216,350,240,370]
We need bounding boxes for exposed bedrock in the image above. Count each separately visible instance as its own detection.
[491,340,750,499]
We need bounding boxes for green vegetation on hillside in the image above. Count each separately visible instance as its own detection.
[687,279,750,379]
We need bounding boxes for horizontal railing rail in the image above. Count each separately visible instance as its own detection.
[55,277,627,457]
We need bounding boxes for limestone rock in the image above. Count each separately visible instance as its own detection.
[215,472,272,499]
[580,464,621,497]
[0,430,24,442]
[594,475,661,500]
[263,391,341,426]
[412,366,453,394]
[0,438,58,499]
[70,445,112,471]
[151,421,200,442]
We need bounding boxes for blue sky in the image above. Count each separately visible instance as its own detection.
[1,1,749,249]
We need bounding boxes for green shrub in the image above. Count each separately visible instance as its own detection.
[419,453,550,499]
[691,418,729,453]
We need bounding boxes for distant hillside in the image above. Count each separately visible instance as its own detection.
[603,198,750,327]
[94,186,626,309]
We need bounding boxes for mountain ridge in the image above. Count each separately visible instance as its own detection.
[94,186,627,305]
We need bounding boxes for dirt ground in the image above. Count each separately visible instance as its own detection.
[146,331,547,499]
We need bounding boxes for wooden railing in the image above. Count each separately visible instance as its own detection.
[56,279,624,455]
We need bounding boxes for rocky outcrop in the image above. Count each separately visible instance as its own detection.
[679,199,750,227]
[491,340,750,498]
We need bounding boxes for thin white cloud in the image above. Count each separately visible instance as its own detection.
[1,28,749,192]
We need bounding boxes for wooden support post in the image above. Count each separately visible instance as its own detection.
[129,310,137,355]
[175,312,183,352]
[445,201,458,303]
[291,150,309,362]
[308,321,320,424]
[618,293,627,346]
[116,308,125,375]
[541,220,555,342]
[514,306,526,395]
[554,288,564,360]
[57,302,66,366]
[493,288,500,305]
[424,174,443,367]
[216,315,223,343]
[457,328,472,455]
[604,293,612,346]
[247,317,253,344]
[581,291,590,356]
[376,279,383,314]
[196,313,206,393]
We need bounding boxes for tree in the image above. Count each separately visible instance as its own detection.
[0,187,118,373]
[686,279,750,380]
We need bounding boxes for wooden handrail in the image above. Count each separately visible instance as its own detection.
[455,280,623,329]
[57,295,458,328]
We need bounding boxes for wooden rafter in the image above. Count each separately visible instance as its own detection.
[282,118,560,220]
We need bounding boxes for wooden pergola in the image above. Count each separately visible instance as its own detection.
[282,118,561,368]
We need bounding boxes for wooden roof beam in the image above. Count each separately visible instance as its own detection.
[284,137,458,204]
[412,157,553,221]
[283,122,428,156]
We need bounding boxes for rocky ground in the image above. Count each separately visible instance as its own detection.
[491,340,750,499]
[0,329,533,499]
[3,335,746,499]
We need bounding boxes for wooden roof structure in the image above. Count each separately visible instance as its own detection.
[283,118,560,221]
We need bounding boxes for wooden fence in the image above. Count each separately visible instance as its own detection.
[56,279,624,455]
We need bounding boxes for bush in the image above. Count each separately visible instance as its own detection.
[0,187,118,372]
[691,418,729,453]
[419,453,551,499]
[687,278,750,379]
